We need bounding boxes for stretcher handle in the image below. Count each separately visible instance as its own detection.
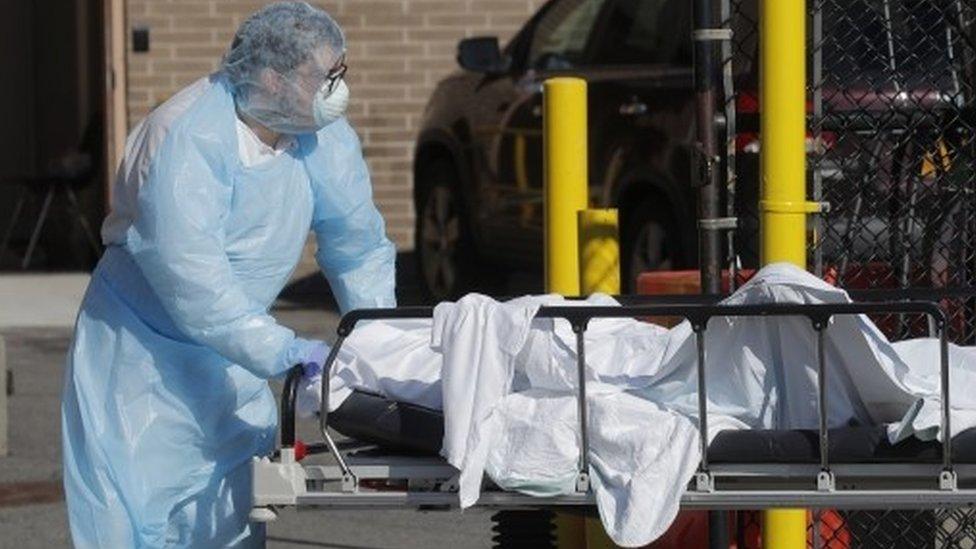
[280,364,304,449]
[336,307,434,336]
[535,301,946,329]
[325,308,437,490]
[335,301,949,336]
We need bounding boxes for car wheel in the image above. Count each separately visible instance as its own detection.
[415,161,485,302]
[622,198,678,293]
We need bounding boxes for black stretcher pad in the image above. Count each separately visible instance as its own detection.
[330,389,976,463]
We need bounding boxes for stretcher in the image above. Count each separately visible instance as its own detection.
[250,297,976,525]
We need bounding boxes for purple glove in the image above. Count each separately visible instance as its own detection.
[302,342,331,379]
[297,342,330,418]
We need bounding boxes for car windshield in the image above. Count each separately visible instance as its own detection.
[528,0,605,69]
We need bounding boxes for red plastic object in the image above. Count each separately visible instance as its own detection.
[635,270,755,327]
[294,440,308,462]
[636,269,756,296]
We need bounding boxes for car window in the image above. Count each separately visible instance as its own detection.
[823,0,958,90]
[590,0,692,66]
[528,0,607,70]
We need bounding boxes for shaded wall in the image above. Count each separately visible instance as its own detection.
[0,0,106,269]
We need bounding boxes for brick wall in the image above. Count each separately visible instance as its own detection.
[125,0,545,253]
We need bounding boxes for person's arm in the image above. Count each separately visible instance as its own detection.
[127,131,317,378]
[306,119,396,313]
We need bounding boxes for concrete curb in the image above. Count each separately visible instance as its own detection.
[0,274,89,329]
[0,336,6,456]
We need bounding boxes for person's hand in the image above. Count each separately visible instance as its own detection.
[297,341,330,418]
[301,342,330,379]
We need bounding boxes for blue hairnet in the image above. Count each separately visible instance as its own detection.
[221,1,346,134]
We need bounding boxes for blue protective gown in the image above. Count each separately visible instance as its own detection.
[61,75,396,547]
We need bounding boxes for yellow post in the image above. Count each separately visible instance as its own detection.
[763,509,808,548]
[761,0,812,546]
[543,76,592,548]
[578,208,619,548]
[578,209,620,295]
[544,77,589,295]
[760,0,815,268]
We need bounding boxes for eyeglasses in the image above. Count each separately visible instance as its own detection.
[323,63,347,95]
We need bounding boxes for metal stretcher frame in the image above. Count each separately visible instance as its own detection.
[252,298,976,521]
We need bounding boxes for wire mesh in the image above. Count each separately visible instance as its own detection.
[725,0,976,342]
[811,0,976,346]
[722,0,976,546]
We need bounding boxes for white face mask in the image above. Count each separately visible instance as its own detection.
[313,78,349,128]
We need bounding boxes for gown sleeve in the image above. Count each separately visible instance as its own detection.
[306,119,397,313]
[126,129,317,378]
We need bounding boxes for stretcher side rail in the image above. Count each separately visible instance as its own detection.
[288,487,976,511]
[265,298,953,516]
[257,447,976,514]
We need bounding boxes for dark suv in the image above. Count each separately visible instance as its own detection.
[412,0,971,301]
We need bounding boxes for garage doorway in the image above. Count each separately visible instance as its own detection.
[0,0,125,270]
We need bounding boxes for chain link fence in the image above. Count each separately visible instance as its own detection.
[720,0,976,546]
[726,0,976,342]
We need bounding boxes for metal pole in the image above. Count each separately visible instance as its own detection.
[544,77,588,296]
[812,0,824,278]
[694,0,723,295]
[760,0,813,267]
[693,0,730,540]
[720,0,739,290]
[761,0,810,544]
[574,327,590,493]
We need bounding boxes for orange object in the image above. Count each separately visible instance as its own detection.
[635,270,755,327]
[635,269,755,296]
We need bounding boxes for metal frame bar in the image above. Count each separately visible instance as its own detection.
[815,324,833,491]
[290,489,976,511]
[306,459,976,483]
[286,299,953,497]
[573,323,591,492]
[268,453,976,514]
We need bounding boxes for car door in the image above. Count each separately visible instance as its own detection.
[473,0,609,265]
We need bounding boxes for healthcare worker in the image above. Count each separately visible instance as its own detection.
[61,2,395,546]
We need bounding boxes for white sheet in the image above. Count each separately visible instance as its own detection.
[299,263,976,547]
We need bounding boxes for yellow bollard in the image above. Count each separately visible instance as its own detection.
[543,76,591,548]
[544,77,589,296]
[578,208,620,548]
[760,0,812,546]
[763,509,808,548]
[760,0,816,268]
[578,209,620,295]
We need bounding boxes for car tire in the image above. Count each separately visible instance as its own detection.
[415,160,498,303]
[621,198,679,293]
